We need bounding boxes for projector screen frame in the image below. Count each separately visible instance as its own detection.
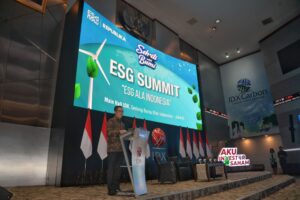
[195,64,207,133]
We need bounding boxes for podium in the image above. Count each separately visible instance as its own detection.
[120,128,150,196]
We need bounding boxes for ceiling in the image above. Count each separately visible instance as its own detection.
[124,0,300,64]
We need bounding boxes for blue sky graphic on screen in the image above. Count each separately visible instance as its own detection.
[74,2,202,130]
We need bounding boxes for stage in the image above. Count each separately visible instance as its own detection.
[7,171,295,200]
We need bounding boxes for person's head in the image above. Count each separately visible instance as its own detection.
[279,146,283,151]
[270,148,275,153]
[114,106,123,119]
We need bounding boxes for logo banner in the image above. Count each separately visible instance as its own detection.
[220,53,279,138]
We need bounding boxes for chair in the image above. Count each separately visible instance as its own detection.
[168,156,193,181]
[176,157,193,181]
[154,155,177,183]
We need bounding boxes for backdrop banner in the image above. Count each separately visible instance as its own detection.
[220,52,279,138]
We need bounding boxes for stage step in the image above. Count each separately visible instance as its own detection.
[263,181,300,200]
[8,171,284,200]
[141,171,272,200]
[196,175,295,200]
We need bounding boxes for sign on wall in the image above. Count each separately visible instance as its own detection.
[218,147,250,167]
[220,53,279,138]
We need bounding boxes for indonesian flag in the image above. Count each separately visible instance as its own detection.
[132,118,137,128]
[198,132,205,157]
[205,133,213,158]
[179,127,186,158]
[97,112,108,160]
[143,119,150,159]
[143,119,147,130]
[192,131,199,159]
[80,110,93,159]
[186,129,193,160]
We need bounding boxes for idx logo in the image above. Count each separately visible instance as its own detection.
[151,151,167,162]
[237,79,251,94]
[87,10,99,25]
[229,89,268,103]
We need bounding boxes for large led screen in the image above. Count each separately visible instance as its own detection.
[74,2,203,130]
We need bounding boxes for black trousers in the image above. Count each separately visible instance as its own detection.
[107,152,124,192]
[280,160,287,174]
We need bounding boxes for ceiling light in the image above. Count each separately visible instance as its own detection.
[215,19,221,24]
[225,53,229,58]
[212,26,217,31]
[237,48,241,54]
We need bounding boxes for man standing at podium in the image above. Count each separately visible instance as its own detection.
[107,105,127,195]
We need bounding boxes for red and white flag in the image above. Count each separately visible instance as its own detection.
[192,131,199,159]
[186,129,193,160]
[179,127,186,158]
[132,118,137,128]
[198,132,205,157]
[205,133,213,158]
[80,110,93,159]
[143,119,150,159]
[143,119,147,130]
[97,112,108,160]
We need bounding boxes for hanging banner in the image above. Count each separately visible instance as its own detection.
[220,53,279,138]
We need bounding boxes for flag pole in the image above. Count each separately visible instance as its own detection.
[100,159,104,185]
[84,159,87,185]
[86,76,92,185]
[81,158,87,186]
[86,73,92,184]
[88,78,93,109]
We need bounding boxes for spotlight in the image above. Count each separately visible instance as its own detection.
[215,19,221,24]
[237,48,241,54]
[211,26,217,31]
[225,53,229,59]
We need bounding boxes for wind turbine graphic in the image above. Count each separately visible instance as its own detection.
[79,38,110,109]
